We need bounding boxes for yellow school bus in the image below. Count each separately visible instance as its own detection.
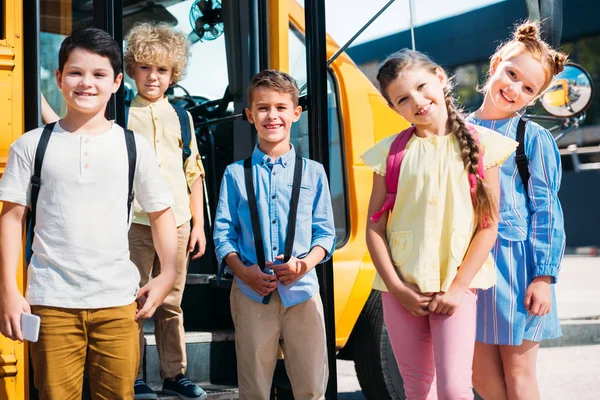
[0,1,28,399]
[544,78,570,108]
[0,0,406,398]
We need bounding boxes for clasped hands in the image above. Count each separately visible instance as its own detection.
[391,282,467,317]
[241,255,309,297]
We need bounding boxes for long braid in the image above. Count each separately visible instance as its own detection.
[444,87,497,226]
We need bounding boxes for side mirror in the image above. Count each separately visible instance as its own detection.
[540,63,594,118]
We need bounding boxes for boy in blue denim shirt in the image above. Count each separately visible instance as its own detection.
[213,69,336,399]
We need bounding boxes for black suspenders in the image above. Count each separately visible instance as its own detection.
[243,154,303,304]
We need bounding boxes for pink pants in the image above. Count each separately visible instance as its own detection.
[382,289,477,400]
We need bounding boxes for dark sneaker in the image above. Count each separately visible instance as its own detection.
[162,375,208,400]
[134,378,158,400]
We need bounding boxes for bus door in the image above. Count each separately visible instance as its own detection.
[1,2,25,399]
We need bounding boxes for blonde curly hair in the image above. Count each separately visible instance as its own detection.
[124,22,190,84]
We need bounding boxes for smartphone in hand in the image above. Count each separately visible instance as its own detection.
[21,313,40,342]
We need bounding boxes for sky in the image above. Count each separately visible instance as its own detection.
[167,0,505,98]
[297,0,505,45]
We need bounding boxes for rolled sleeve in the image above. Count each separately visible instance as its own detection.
[0,144,33,207]
[526,128,566,282]
[311,165,336,263]
[133,133,173,212]
[184,111,205,189]
[213,167,242,267]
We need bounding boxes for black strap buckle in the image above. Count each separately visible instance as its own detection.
[515,154,528,163]
[30,175,41,187]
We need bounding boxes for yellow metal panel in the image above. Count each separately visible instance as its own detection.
[267,0,289,71]
[288,0,407,348]
[1,1,27,399]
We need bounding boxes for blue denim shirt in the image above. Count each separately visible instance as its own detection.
[213,145,336,307]
[467,115,566,282]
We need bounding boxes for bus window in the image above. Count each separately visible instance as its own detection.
[288,25,349,245]
[122,0,230,104]
[40,0,96,117]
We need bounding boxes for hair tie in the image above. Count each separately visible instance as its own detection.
[469,173,478,196]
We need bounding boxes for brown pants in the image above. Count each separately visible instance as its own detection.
[129,222,190,379]
[230,279,328,400]
[30,303,139,400]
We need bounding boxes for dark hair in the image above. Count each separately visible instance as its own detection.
[377,49,497,226]
[247,69,299,107]
[58,28,122,78]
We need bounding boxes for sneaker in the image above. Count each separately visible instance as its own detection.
[162,374,208,400]
[134,378,158,400]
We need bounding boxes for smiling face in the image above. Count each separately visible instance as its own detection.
[485,52,547,116]
[245,87,302,148]
[132,63,173,102]
[385,66,449,130]
[56,48,122,116]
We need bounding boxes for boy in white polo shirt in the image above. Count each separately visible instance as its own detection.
[0,28,177,400]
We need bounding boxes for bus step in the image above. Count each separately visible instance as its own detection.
[143,330,237,388]
[185,273,233,288]
[155,384,239,400]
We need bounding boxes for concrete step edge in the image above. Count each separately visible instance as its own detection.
[542,317,600,348]
[144,330,235,346]
[154,384,239,400]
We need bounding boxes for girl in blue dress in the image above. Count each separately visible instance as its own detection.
[467,22,568,400]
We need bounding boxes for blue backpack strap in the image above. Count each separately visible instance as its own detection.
[171,104,192,167]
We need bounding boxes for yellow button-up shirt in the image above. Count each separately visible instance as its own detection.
[129,95,205,227]
[361,125,517,293]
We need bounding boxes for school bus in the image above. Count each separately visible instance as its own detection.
[0,0,408,399]
[544,78,571,108]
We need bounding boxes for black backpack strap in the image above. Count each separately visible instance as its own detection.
[26,122,56,264]
[516,117,530,195]
[124,128,137,224]
[284,155,303,262]
[172,104,192,167]
[124,104,130,129]
[243,156,271,304]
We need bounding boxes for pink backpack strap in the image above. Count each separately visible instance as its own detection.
[466,123,487,227]
[370,126,416,222]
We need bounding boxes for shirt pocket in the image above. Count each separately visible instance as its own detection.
[288,183,314,223]
[388,231,413,266]
[451,227,473,263]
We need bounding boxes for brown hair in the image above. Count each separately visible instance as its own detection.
[484,20,568,95]
[377,49,497,226]
[124,22,191,84]
[247,69,299,107]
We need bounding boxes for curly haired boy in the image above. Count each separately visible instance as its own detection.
[125,22,207,400]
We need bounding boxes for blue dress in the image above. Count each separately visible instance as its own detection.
[467,115,565,345]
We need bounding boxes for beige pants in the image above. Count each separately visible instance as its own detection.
[30,303,139,400]
[129,222,191,379]
[230,279,328,400]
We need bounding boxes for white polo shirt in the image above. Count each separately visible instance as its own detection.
[0,122,173,309]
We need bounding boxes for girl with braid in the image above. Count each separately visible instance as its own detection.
[362,49,517,399]
[467,22,568,400]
